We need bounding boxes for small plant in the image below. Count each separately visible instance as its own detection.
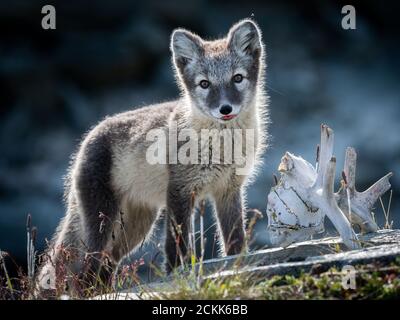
[26,214,37,282]
[0,250,15,299]
[380,190,394,229]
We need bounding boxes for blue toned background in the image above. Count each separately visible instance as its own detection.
[0,0,399,275]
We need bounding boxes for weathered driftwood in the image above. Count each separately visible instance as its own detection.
[266,125,392,250]
[195,229,400,276]
[206,238,400,282]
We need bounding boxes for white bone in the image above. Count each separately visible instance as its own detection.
[266,124,392,250]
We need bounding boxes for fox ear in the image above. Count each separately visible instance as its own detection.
[171,29,203,71]
[228,19,262,58]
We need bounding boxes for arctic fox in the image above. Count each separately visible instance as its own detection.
[37,19,268,291]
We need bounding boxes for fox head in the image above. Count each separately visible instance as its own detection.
[171,19,264,123]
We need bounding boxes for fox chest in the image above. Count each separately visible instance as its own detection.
[174,163,240,198]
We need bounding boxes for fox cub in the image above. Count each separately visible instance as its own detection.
[38,19,268,289]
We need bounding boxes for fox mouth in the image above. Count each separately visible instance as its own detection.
[221,114,237,121]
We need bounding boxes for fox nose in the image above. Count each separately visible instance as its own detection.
[219,104,233,115]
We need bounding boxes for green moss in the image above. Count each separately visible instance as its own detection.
[162,260,400,300]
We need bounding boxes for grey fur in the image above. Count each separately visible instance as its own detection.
[37,19,269,291]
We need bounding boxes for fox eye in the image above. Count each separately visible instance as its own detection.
[199,80,210,89]
[233,74,243,83]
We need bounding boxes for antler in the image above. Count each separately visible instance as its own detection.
[311,125,360,250]
[314,124,334,189]
[266,124,392,250]
[335,147,393,233]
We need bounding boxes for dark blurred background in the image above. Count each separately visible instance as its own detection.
[0,0,399,276]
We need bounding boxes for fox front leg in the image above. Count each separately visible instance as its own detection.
[164,183,192,273]
[213,187,247,256]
